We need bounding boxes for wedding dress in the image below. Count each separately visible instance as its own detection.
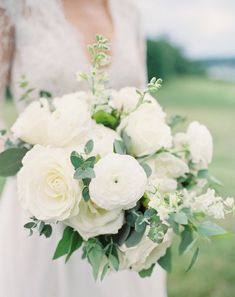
[0,1,167,296]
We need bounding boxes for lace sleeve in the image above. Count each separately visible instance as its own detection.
[0,7,14,127]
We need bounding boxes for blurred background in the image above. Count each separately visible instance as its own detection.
[136,0,235,296]
[0,1,235,296]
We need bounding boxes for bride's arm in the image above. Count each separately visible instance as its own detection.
[0,8,14,149]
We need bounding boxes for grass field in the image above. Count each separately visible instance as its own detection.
[0,77,235,296]
[157,77,235,297]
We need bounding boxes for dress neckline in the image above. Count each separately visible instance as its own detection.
[57,0,118,70]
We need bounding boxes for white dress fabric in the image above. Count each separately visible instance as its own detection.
[0,1,167,296]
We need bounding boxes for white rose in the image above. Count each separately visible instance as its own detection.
[187,121,213,168]
[119,229,172,271]
[119,103,172,157]
[17,145,81,221]
[66,199,124,240]
[89,153,147,210]
[110,87,164,114]
[48,93,93,147]
[11,99,51,145]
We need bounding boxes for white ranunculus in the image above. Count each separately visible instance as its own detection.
[148,152,189,179]
[187,121,213,167]
[17,145,81,221]
[48,93,93,147]
[110,87,164,114]
[119,229,172,271]
[11,99,51,145]
[66,199,124,240]
[89,153,147,210]
[118,103,172,157]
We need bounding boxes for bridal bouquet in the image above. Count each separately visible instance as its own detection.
[0,36,234,280]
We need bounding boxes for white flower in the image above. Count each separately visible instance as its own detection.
[48,93,93,147]
[187,121,213,168]
[148,177,178,194]
[66,200,124,240]
[188,188,225,219]
[17,145,81,221]
[82,124,119,157]
[119,103,172,157]
[89,153,147,210]
[11,99,51,145]
[148,152,189,179]
[224,197,235,214]
[119,229,172,271]
[110,87,163,114]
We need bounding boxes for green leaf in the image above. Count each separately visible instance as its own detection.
[24,222,36,229]
[197,169,208,179]
[109,254,119,271]
[65,231,83,262]
[138,264,155,278]
[84,139,94,155]
[112,223,131,246]
[53,227,75,260]
[197,221,231,238]
[125,229,145,248]
[144,208,157,219]
[74,167,95,180]
[92,110,119,129]
[121,131,132,153]
[135,215,147,233]
[168,214,180,235]
[158,247,172,273]
[88,244,104,280]
[40,224,52,238]
[100,263,109,281]
[173,212,188,225]
[83,156,96,168]
[185,247,199,273]
[82,187,90,201]
[70,151,84,169]
[38,221,45,233]
[179,226,194,255]
[113,140,126,155]
[39,90,52,98]
[0,147,28,177]
[140,163,152,177]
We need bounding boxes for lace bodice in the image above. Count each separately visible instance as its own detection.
[0,0,147,112]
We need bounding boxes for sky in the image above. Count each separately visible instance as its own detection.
[136,0,235,59]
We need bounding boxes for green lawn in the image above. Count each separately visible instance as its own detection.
[157,77,235,297]
[1,77,235,296]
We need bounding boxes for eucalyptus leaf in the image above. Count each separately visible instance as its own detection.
[70,151,84,169]
[109,254,119,271]
[0,147,28,177]
[140,163,152,177]
[112,223,131,246]
[113,140,126,155]
[173,212,188,225]
[82,187,90,201]
[125,229,145,248]
[74,167,95,180]
[84,139,94,155]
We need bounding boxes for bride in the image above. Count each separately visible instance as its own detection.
[0,0,168,296]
